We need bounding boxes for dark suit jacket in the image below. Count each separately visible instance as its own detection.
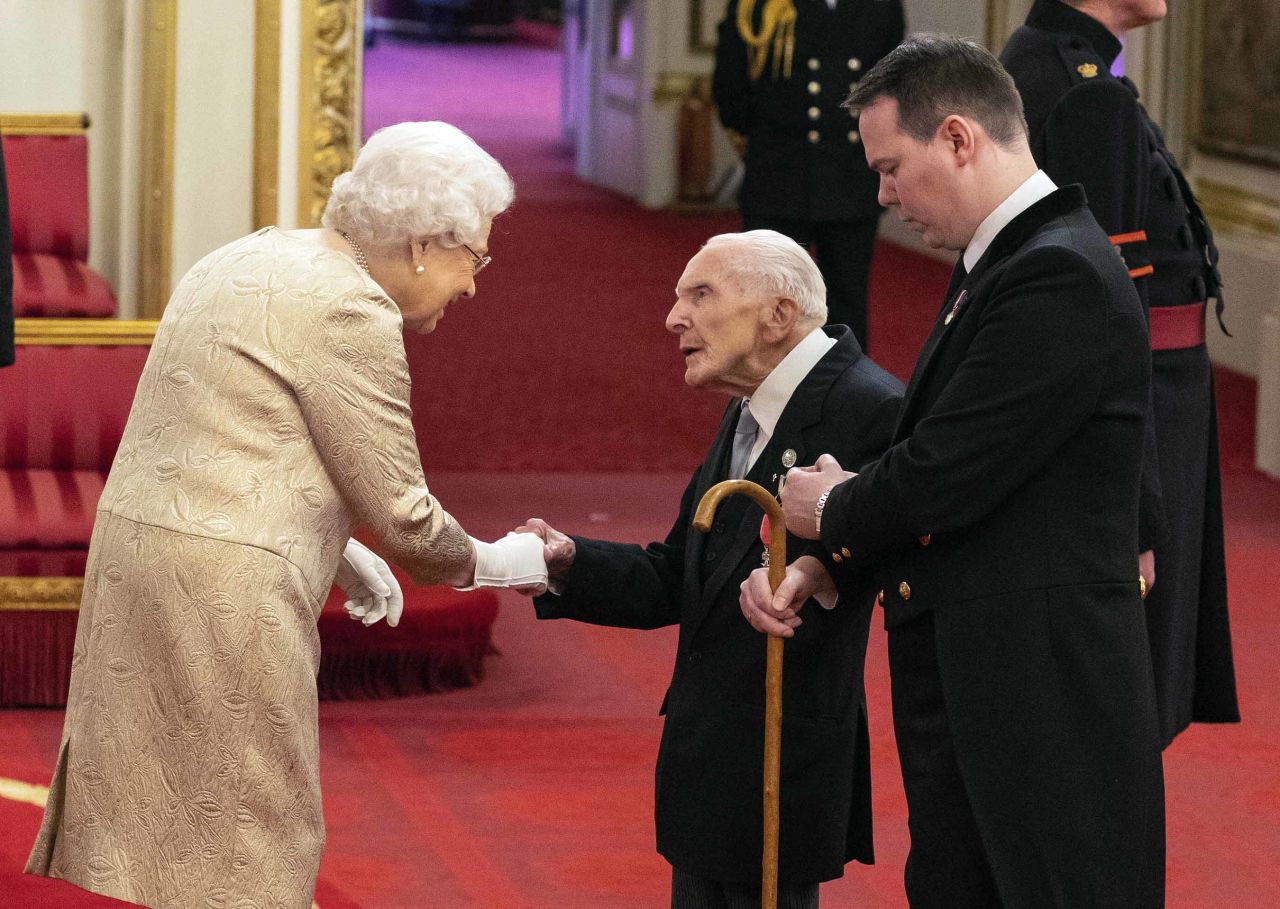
[1,137,14,367]
[819,187,1166,906]
[1001,0,1238,746]
[535,326,902,884]
[713,0,904,223]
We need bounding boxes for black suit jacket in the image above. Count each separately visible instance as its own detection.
[0,137,14,367]
[535,326,902,884]
[713,0,904,222]
[819,188,1166,906]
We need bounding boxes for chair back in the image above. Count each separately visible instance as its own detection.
[1,133,90,262]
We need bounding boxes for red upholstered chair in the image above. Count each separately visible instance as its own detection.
[0,111,497,705]
[1,118,117,318]
[0,334,499,705]
[317,563,499,699]
[0,336,151,705]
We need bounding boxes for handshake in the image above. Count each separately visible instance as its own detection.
[335,520,578,626]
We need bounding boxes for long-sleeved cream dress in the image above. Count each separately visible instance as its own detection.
[25,228,472,908]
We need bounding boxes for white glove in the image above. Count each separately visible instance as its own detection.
[456,533,548,593]
[334,538,403,627]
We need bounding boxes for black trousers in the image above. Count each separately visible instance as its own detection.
[741,212,880,352]
[887,611,1002,909]
[671,866,818,909]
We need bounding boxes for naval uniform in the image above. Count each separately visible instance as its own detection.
[713,0,905,350]
[1001,0,1240,748]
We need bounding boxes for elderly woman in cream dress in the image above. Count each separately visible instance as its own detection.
[26,122,542,908]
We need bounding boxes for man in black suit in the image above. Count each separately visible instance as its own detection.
[1000,0,1239,749]
[742,36,1165,907]
[713,0,905,350]
[519,230,903,908]
[1,137,14,367]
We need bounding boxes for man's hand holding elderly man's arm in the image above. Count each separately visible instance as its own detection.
[779,453,856,540]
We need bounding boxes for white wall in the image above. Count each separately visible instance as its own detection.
[171,0,256,285]
[0,0,128,300]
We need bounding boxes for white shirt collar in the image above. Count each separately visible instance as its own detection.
[744,327,837,467]
[963,170,1058,273]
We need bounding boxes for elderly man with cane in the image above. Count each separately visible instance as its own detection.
[518,229,902,908]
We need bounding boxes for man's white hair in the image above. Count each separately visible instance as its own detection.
[702,230,828,322]
[322,121,514,249]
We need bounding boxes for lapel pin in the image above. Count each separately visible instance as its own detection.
[781,449,797,468]
[944,289,969,326]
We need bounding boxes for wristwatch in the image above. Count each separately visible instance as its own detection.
[814,487,832,537]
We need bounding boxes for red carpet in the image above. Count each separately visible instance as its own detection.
[3,470,1279,907]
[1,38,1276,908]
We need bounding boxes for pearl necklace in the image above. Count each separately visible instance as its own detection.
[338,230,369,274]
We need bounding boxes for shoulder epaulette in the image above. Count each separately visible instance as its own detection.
[1053,34,1111,87]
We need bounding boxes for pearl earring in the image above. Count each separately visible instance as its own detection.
[415,265,425,274]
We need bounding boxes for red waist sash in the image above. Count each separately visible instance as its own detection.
[1150,302,1206,351]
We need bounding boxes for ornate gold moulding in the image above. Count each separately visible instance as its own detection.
[14,319,159,346]
[0,112,89,136]
[0,577,83,612]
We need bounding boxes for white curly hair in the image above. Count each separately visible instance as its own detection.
[321,121,514,249]
[702,230,828,322]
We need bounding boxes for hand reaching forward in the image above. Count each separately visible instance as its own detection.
[739,556,836,638]
[780,453,855,540]
[515,518,576,586]
[335,538,404,627]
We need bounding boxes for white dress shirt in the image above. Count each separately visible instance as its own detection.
[963,170,1058,273]
[743,327,837,473]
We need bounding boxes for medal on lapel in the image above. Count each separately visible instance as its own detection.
[944,288,969,326]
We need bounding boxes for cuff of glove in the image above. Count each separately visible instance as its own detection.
[455,533,549,591]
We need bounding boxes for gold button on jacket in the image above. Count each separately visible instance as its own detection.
[898,581,912,600]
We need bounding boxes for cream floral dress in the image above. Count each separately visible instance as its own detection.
[26,228,471,908]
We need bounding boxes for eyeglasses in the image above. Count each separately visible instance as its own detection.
[463,244,491,276]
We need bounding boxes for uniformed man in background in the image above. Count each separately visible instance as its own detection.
[1001,0,1240,748]
[713,0,905,352]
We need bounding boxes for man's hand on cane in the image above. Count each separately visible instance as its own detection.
[740,555,836,638]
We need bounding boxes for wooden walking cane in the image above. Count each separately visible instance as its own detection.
[692,479,787,909]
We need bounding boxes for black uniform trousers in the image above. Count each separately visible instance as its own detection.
[743,210,880,352]
[1146,343,1233,745]
[888,610,1002,909]
[672,866,818,909]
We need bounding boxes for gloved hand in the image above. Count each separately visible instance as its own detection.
[334,538,403,627]
[455,533,548,593]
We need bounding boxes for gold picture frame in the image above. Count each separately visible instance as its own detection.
[1189,0,1280,171]
[297,0,363,227]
